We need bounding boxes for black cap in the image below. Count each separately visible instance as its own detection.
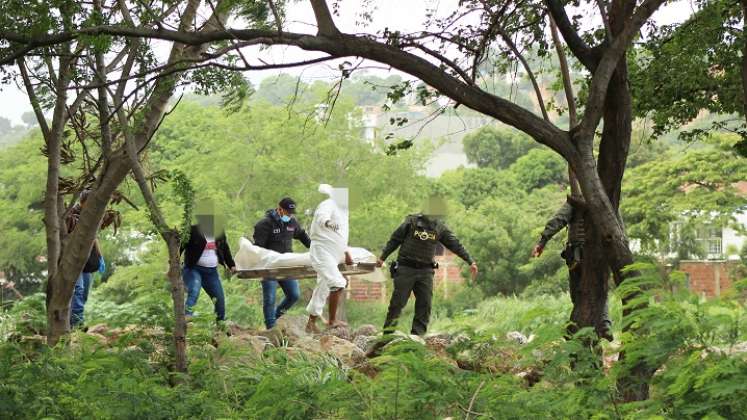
[279,197,297,214]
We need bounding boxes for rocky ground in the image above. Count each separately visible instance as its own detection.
[19,314,746,384]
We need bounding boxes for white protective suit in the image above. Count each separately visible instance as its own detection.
[306,184,349,317]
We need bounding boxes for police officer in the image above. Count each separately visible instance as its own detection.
[376,196,478,336]
[253,197,311,329]
[532,198,613,341]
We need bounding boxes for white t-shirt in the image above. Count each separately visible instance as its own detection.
[196,235,219,268]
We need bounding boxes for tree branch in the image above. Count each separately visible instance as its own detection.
[17,59,51,140]
[309,0,340,37]
[578,0,667,139]
[498,28,549,122]
[544,0,599,70]
[1,17,572,158]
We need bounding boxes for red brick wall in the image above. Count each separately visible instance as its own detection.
[344,250,467,303]
[434,251,465,287]
[346,276,386,302]
[679,261,735,297]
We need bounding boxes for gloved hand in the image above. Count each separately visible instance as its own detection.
[98,256,106,274]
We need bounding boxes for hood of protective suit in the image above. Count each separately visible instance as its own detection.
[311,184,349,248]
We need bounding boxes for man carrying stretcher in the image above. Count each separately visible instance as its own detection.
[305,184,353,333]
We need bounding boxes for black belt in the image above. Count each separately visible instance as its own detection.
[398,258,438,269]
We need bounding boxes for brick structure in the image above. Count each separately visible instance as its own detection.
[346,276,386,302]
[344,247,468,303]
[433,249,466,298]
[679,260,737,297]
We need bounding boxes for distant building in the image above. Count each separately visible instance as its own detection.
[665,182,747,297]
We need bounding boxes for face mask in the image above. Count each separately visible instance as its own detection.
[280,215,291,223]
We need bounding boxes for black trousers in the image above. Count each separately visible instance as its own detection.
[383,265,434,336]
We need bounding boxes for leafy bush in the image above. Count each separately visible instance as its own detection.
[1,264,746,419]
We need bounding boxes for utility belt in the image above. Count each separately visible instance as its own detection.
[391,258,438,276]
[560,243,583,270]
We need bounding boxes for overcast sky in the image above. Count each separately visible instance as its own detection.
[0,0,696,125]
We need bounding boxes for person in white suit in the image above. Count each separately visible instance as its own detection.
[306,184,352,333]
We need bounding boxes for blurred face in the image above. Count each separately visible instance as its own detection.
[423,195,447,219]
[196,214,215,236]
[331,188,349,210]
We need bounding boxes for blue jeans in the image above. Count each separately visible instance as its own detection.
[261,278,300,329]
[183,265,226,321]
[70,272,93,327]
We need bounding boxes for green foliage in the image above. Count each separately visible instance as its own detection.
[462,126,537,170]
[614,263,747,418]
[168,169,195,246]
[509,148,567,191]
[0,135,48,291]
[630,0,745,143]
[622,137,747,258]
[3,274,747,419]
[435,161,568,296]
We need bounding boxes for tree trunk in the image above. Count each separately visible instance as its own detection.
[165,232,188,374]
[741,0,747,123]
[46,291,72,344]
[550,14,610,340]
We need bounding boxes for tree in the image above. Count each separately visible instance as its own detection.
[510,148,567,190]
[463,126,537,170]
[20,111,37,128]
[0,117,11,135]
[0,0,253,352]
[622,136,747,259]
[0,0,680,400]
[630,0,747,155]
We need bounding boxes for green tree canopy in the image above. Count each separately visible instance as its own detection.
[509,149,567,191]
[462,126,537,170]
[622,135,747,257]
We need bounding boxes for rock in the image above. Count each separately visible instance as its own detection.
[270,314,310,344]
[325,324,352,341]
[86,332,108,345]
[320,335,366,365]
[293,336,323,354]
[450,333,471,347]
[225,321,254,337]
[235,336,271,354]
[141,326,165,338]
[389,331,425,345]
[353,324,378,338]
[353,335,378,352]
[257,327,285,346]
[732,342,747,355]
[123,344,144,352]
[705,341,747,358]
[87,323,109,335]
[506,331,529,345]
[425,336,450,355]
[17,335,46,346]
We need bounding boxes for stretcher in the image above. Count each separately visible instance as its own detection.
[236,262,377,280]
[233,237,379,280]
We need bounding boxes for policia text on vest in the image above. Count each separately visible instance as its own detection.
[376,214,478,336]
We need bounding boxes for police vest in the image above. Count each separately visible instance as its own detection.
[397,215,442,264]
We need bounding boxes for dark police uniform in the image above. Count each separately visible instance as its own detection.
[380,214,474,335]
[538,200,612,338]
